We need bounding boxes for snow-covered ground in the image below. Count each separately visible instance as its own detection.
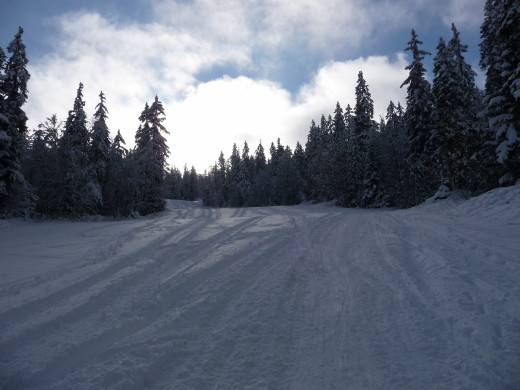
[1,186,519,389]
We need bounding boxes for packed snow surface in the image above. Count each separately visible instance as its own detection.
[1,186,519,389]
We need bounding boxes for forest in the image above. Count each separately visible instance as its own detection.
[0,0,518,219]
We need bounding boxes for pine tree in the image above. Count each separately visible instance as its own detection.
[227,143,243,206]
[293,141,305,194]
[163,166,182,200]
[181,164,190,200]
[401,29,437,203]
[248,141,269,206]
[303,119,320,200]
[380,101,409,206]
[432,25,486,194]
[270,142,300,205]
[104,129,133,217]
[330,102,349,203]
[480,0,520,185]
[0,27,34,217]
[56,83,101,217]
[134,96,170,215]
[216,150,227,206]
[23,115,62,215]
[90,91,111,192]
[352,71,387,207]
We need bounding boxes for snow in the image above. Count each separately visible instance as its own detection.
[1,187,519,389]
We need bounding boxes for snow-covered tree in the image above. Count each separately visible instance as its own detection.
[248,141,269,206]
[330,102,349,203]
[90,91,111,190]
[103,129,134,217]
[0,27,34,217]
[163,166,182,200]
[380,101,409,206]
[134,96,170,215]
[23,115,62,215]
[352,71,386,207]
[401,29,437,203]
[480,0,520,185]
[432,25,486,194]
[55,83,101,217]
[270,142,301,205]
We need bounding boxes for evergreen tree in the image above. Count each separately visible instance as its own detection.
[401,29,437,203]
[303,119,321,200]
[242,140,251,171]
[180,164,191,200]
[330,102,349,203]
[248,141,269,206]
[254,141,266,173]
[432,25,486,194]
[23,115,62,215]
[227,143,244,206]
[216,151,227,206]
[270,142,300,205]
[163,166,182,200]
[0,27,34,217]
[90,91,111,192]
[293,141,305,195]
[480,0,520,185]
[380,102,409,206]
[55,83,101,217]
[104,129,133,217]
[352,71,387,207]
[134,96,170,215]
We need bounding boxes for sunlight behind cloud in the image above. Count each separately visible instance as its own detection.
[22,0,482,172]
[167,55,408,172]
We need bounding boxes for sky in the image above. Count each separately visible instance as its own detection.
[1,0,486,172]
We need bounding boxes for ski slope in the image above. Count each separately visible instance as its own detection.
[0,186,519,389]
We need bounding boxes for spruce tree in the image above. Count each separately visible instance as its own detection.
[56,83,101,217]
[0,27,34,217]
[216,151,227,206]
[303,119,321,200]
[104,129,133,217]
[90,91,111,193]
[24,115,62,215]
[480,0,520,185]
[401,29,437,203]
[134,96,170,215]
[432,25,485,194]
[330,102,349,203]
[352,71,386,207]
[248,141,269,206]
[163,166,182,200]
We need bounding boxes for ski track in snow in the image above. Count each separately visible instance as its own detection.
[0,187,519,389]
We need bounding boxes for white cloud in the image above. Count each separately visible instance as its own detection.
[167,55,408,172]
[23,4,427,172]
[26,10,251,149]
[167,76,292,172]
[152,0,412,55]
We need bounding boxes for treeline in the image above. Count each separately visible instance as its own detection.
[179,9,518,209]
[24,87,171,218]
[0,29,170,218]
[22,85,170,218]
[1,1,519,218]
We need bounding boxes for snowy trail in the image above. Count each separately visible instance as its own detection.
[0,188,519,389]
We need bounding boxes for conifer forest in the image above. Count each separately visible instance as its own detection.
[1,0,518,219]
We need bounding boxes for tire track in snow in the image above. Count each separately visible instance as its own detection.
[0,213,207,340]
[1,200,519,389]
[0,211,271,388]
[368,211,520,389]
